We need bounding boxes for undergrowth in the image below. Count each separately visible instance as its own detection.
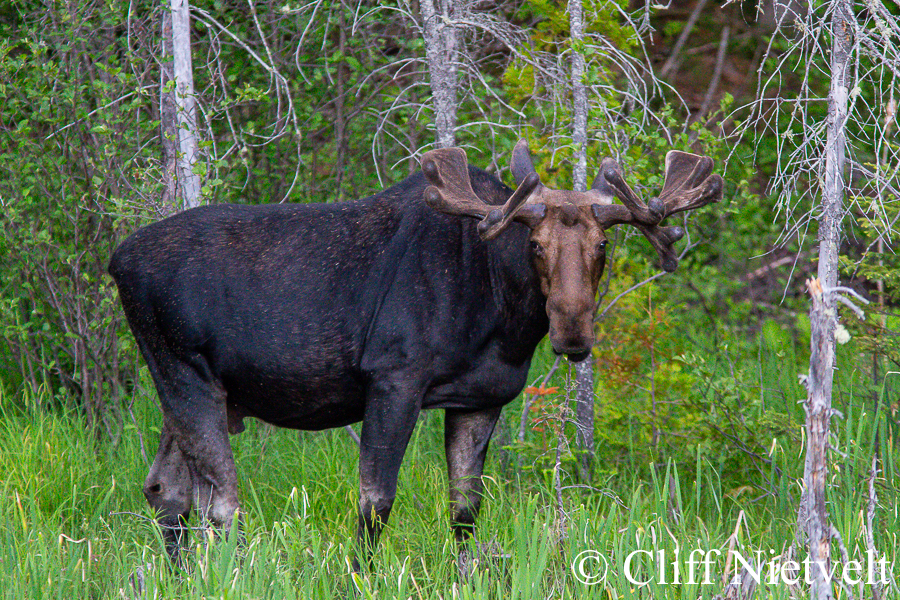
[0,319,897,598]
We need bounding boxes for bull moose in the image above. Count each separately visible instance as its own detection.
[108,140,722,568]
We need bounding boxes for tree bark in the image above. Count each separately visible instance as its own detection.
[804,279,836,600]
[159,9,178,214]
[169,0,202,209]
[334,0,349,199]
[420,0,458,148]
[570,0,588,193]
[569,0,595,480]
[801,2,851,599]
[818,0,850,292]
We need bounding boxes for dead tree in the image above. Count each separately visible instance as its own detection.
[568,0,595,480]
[420,0,459,148]
[167,0,202,209]
[802,4,852,599]
[731,0,899,597]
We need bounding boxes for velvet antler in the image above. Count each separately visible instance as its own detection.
[420,146,543,241]
[590,151,723,272]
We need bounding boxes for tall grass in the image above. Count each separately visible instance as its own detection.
[0,334,897,598]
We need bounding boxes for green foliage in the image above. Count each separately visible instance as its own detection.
[503,0,635,159]
[0,4,159,434]
[586,272,803,491]
[514,0,637,53]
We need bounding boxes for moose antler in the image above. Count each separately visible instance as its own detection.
[421,146,543,240]
[590,151,723,272]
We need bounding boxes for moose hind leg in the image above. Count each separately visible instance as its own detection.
[444,407,501,577]
[148,351,241,541]
[169,395,240,534]
[144,418,193,563]
[126,303,240,556]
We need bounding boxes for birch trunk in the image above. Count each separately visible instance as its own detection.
[569,0,595,479]
[570,0,588,193]
[159,9,178,214]
[802,2,851,598]
[420,0,458,148]
[169,0,202,209]
[334,0,349,199]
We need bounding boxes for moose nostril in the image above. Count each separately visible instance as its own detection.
[146,483,163,496]
[568,350,590,362]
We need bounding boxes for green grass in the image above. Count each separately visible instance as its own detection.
[0,335,897,598]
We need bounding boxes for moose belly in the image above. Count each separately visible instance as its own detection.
[220,361,367,432]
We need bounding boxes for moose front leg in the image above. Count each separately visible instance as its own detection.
[444,406,502,578]
[354,374,423,571]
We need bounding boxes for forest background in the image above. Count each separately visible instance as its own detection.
[0,0,898,598]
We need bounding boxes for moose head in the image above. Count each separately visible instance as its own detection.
[421,140,723,361]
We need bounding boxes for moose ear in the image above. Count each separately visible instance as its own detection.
[510,139,537,186]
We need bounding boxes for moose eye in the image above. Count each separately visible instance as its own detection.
[596,240,608,254]
[529,240,544,256]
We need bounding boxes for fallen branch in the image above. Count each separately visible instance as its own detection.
[659,0,710,79]
[695,25,730,123]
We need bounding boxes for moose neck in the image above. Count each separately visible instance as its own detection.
[484,222,550,362]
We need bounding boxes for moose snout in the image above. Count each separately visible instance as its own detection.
[552,345,591,362]
[546,297,595,361]
[549,335,592,362]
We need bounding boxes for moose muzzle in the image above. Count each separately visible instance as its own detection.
[546,290,595,362]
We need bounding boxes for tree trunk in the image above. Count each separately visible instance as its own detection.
[801,2,851,599]
[818,0,850,292]
[570,0,588,193]
[159,9,178,214]
[420,0,458,148]
[334,0,349,199]
[804,280,836,600]
[569,0,595,480]
[169,0,202,210]
[573,359,594,479]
